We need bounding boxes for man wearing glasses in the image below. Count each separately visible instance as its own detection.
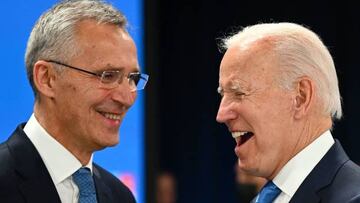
[0,0,148,202]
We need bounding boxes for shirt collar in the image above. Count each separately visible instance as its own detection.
[273,130,334,198]
[24,113,93,185]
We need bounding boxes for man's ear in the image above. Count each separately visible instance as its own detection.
[293,77,314,119]
[33,60,57,98]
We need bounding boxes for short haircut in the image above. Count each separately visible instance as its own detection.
[221,22,342,120]
[25,0,127,98]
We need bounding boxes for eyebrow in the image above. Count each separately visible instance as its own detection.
[218,83,242,92]
[225,79,247,91]
[229,84,241,91]
[97,64,140,73]
[220,78,254,97]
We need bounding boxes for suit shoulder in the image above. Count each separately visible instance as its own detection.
[321,160,360,201]
[336,160,360,183]
[93,163,136,203]
[0,127,24,178]
[0,141,15,176]
[0,140,19,196]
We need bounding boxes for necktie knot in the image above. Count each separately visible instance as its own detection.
[256,181,281,203]
[73,167,98,203]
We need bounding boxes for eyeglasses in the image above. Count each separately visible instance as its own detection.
[45,60,149,92]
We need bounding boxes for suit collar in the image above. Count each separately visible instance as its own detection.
[273,131,334,198]
[24,114,86,185]
[7,124,61,203]
[290,140,349,203]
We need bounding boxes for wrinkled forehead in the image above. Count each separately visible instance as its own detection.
[219,45,278,90]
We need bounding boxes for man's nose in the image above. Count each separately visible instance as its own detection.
[216,99,237,123]
[111,83,137,108]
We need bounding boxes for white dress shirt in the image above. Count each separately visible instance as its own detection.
[24,113,94,203]
[270,130,335,203]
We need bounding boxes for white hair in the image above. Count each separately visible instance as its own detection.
[221,22,342,120]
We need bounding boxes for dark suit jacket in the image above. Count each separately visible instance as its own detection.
[0,124,136,203]
[251,140,360,203]
[290,140,360,203]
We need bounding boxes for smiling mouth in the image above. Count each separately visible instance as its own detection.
[100,112,122,120]
[232,131,254,145]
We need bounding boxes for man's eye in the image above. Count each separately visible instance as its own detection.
[235,92,245,96]
[233,92,247,100]
[129,73,140,85]
[102,71,119,83]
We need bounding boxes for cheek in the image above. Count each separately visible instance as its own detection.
[62,85,106,116]
[252,137,283,175]
[251,120,288,161]
[81,85,108,103]
[131,92,137,103]
[67,83,77,91]
[56,84,78,107]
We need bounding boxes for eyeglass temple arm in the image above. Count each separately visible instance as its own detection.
[45,60,101,77]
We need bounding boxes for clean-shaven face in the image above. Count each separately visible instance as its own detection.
[216,44,300,179]
[52,20,139,152]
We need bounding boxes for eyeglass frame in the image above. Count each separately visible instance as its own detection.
[44,60,149,92]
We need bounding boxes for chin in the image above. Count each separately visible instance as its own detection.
[238,162,251,173]
[239,162,261,176]
[93,141,118,151]
[93,135,119,149]
[107,140,119,147]
[103,137,120,147]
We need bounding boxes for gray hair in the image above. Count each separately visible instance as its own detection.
[25,0,127,98]
[221,22,342,120]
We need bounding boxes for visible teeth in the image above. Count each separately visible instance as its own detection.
[232,131,248,138]
[103,113,121,120]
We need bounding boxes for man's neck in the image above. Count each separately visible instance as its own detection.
[33,103,93,165]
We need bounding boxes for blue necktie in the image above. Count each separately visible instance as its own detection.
[256,181,281,203]
[73,167,98,203]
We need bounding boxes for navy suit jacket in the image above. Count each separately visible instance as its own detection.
[290,140,360,202]
[0,124,136,203]
[252,140,360,203]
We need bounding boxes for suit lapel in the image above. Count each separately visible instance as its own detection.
[93,166,114,203]
[290,140,349,203]
[250,196,257,203]
[7,124,61,203]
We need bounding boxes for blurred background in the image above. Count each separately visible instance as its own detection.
[145,0,360,203]
[1,0,360,203]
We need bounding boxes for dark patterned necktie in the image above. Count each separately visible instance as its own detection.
[72,167,98,203]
